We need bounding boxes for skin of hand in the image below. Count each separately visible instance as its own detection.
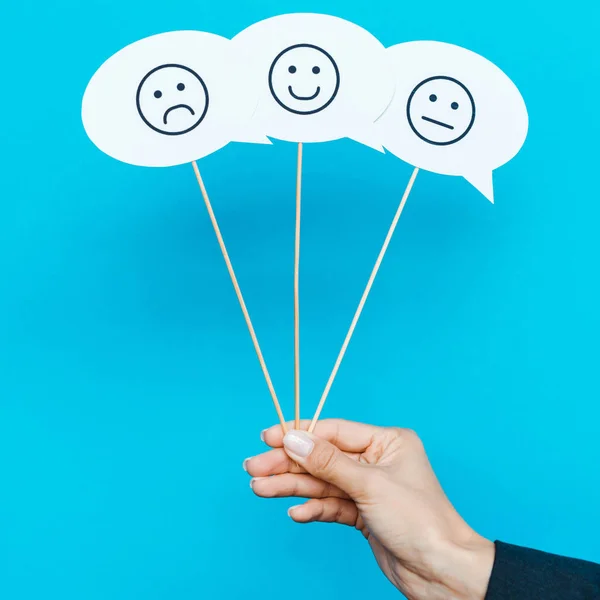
[244,419,495,600]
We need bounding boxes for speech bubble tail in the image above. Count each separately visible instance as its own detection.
[350,130,385,153]
[464,171,495,203]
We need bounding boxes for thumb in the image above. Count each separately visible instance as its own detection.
[283,430,368,499]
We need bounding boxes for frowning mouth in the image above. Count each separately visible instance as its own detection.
[288,86,321,101]
[421,115,454,130]
[163,104,195,124]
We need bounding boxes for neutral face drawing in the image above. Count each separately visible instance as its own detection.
[268,44,340,115]
[406,76,475,146]
[136,64,209,135]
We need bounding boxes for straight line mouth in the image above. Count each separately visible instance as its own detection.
[421,115,454,130]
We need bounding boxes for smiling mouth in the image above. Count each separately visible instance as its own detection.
[421,115,454,130]
[288,86,321,101]
[163,104,195,124]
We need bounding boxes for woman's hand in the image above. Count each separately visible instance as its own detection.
[244,420,494,600]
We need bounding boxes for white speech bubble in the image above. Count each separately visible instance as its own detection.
[82,30,270,168]
[375,41,528,202]
[231,13,395,150]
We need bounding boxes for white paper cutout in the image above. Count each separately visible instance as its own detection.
[231,13,395,150]
[82,31,270,168]
[375,41,528,202]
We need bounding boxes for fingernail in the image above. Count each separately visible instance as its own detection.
[283,430,314,458]
[288,505,302,517]
[250,476,267,489]
[260,429,266,442]
[243,457,252,472]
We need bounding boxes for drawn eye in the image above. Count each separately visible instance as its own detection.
[288,65,297,73]
[177,83,185,91]
[451,102,459,110]
[312,66,320,74]
[429,94,437,102]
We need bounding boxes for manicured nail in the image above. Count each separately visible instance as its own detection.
[260,429,267,442]
[243,457,252,472]
[283,430,314,458]
[250,476,267,489]
[288,505,302,517]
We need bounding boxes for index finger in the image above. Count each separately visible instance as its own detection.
[262,419,379,453]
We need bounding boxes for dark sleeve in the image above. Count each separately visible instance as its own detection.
[485,541,600,599]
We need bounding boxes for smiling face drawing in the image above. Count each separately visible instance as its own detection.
[268,44,340,115]
[406,76,475,146]
[136,64,209,135]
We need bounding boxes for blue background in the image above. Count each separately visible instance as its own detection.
[1,0,599,597]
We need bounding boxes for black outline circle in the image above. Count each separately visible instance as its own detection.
[406,76,475,146]
[136,64,209,136]
[268,43,340,116]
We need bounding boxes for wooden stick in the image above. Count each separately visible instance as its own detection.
[308,167,420,433]
[294,143,303,431]
[191,161,287,433]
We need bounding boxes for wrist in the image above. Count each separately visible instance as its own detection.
[424,532,495,600]
[400,529,495,600]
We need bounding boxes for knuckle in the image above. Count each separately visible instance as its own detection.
[403,429,425,453]
[307,498,325,519]
[331,421,342,447]
[334,501,347,522]
[290,477,301,497]
[320,480,336,498]
[311,445,338,476]
[388,427,423,449]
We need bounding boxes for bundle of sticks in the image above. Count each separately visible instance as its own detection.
[192,153,419,433]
